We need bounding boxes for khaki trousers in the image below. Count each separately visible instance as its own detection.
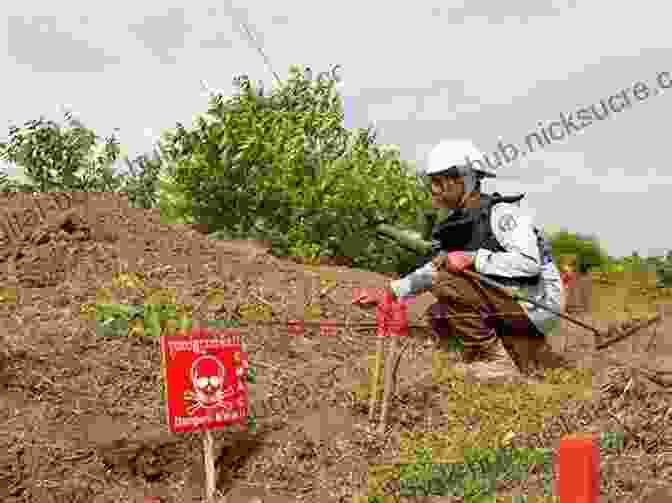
[426,269,548,373]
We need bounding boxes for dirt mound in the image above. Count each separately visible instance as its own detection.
[0,192,402,502]
[0,192,669,502]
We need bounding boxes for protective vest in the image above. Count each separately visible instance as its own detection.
[425,192,547,286]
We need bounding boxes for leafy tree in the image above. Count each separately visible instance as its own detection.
[548,229,609,272]
[0,166,31,192]
[120,148,164,209]
[0,112,121,192]
[656,260,672,287]
[159,66,431,271]
[0,112,164,209]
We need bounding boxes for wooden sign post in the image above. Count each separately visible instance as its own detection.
[160,326,250,502]
[203,429,217,502]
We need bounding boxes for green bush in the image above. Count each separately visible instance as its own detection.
[548,230,609,272]
[0,112,163,209]
[0,113,121,192]
[158,66,432,273]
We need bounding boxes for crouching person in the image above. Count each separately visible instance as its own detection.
[366,139,567,383]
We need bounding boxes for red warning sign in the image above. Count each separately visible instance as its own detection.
[160,327,249,433]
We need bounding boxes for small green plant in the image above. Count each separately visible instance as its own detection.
[95,303,144,337]
[399,446,435,496]
[95,302,249,341]
[396,445,557,500]
[94,302,193,337]
[246,413,258,434]
[599,430,626,452]
[245,366,257,384]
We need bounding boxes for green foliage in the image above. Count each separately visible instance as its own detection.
[246,413,257,434]
[245,366,257,384]
[368,427,624,501]
[0,112,164,209]
[158,66,431,273]
[120,148,164,209]
[400,448,553,502]
[204,318,241,329]
[655,260,672,287]
[392,431,622,500]
[95,303,142,337]
[599,431,625,452]
[156,161,194,225]
[95,302,181,337]
[589,250,672,288]
[0,168,33,193]
[397,445,555,499]
[94,302,248,338]
[0,113,121,192]
[548,229,609,272]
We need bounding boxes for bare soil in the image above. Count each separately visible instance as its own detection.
[0,192,670,503]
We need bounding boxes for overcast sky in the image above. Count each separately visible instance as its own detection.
[2,0,670,258]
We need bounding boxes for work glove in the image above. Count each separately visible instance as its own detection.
[352,286,411,337]
[351,286,397,308]
[352,285,416,308]
[433,251,475,273]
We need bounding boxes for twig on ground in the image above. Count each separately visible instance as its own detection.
[391,338,414,390]
[319,283,339,298]
[596,315,661,351]
[249,290,275,309]
[645,307,664,354]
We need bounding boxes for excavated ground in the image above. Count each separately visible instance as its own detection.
[0,192,670,503]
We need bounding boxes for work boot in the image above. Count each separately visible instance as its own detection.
[452,337,528,384]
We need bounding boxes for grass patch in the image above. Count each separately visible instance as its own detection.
[400,366,594,463]
[367,431,624,501]
[367,365,595,501]
[399,445,555,499]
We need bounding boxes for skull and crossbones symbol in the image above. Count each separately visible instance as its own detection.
[184,354,237,415]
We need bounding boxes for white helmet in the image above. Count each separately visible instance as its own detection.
[424,139,496,179]
[418,139,496,197]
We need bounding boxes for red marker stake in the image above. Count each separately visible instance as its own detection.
[378,293,408,433]
[558,433,600,503]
